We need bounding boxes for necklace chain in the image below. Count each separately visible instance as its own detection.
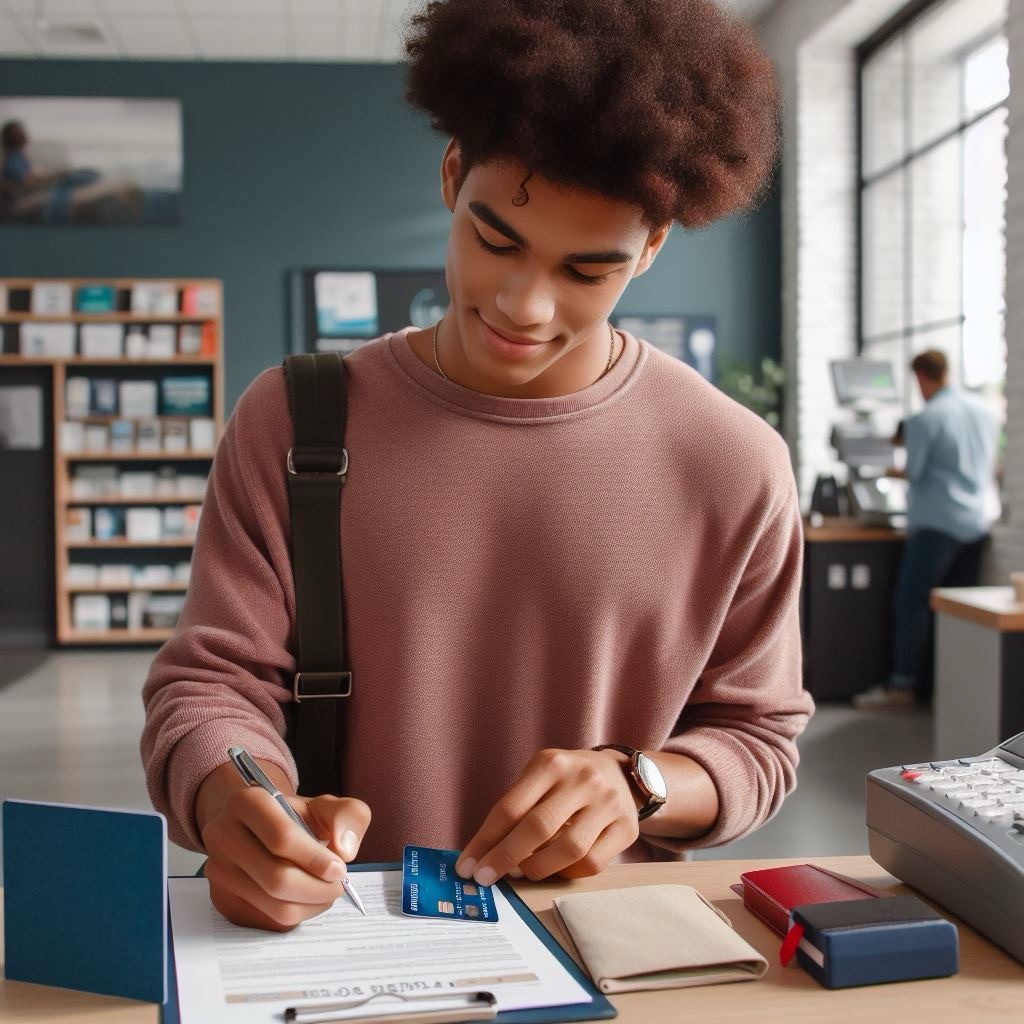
[432,319,449,381]
[432,320,617,383]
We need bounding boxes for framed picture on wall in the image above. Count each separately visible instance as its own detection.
[613,314,717,382]
[290,268,449,355]
[0,96,182,225]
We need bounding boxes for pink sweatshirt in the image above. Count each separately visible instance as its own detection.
[142,329,813,862]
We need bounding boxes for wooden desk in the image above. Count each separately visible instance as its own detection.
[2,855,1021,1023]
[931,585,1024,632]
[803,516,904,544]
[930,586,1024,756]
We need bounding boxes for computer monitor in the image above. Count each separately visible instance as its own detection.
[830,360,900,405]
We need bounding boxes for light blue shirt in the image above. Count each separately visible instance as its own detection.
[903,387,997,542]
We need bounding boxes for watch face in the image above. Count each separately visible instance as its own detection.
[635,752,667,800]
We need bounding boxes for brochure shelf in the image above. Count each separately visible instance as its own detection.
[0,277,224,644]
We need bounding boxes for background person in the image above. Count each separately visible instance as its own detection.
[0,118,141,223]
[142,0,814,933]
[854,349,998,710]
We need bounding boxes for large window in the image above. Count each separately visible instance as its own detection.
[859,0,1008,414]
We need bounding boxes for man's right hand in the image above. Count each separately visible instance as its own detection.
[195,759,371,931]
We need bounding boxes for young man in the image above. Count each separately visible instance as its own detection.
[142,0,813,932]
[854,349,999,710]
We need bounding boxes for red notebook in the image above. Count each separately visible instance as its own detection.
[733,863,892,937]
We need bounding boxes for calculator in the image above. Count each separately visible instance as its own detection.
[866,729,1024,965]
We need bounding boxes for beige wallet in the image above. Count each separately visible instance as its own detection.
[551,884,768,993]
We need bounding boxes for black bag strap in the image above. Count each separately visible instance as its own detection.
[282,351,351,797]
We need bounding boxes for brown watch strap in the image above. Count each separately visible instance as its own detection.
[593,743,636,758]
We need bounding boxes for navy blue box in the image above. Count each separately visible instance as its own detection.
[792,894,958,989]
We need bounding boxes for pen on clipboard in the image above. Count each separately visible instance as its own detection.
[284,989,497,1023]
[227,746,366,916]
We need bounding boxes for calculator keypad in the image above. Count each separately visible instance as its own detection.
[901,759,1024,832]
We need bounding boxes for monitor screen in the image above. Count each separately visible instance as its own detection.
[831,360,899,404]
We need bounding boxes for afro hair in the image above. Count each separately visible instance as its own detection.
[404,0,779,228]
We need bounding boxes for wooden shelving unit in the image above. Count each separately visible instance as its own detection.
[0,277,224,645]
[0,313,218,324]
[60,450,216,462]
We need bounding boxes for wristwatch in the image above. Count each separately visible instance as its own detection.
[593,744,668,820]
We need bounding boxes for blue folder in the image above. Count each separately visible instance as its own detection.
[2,799,167,1003]
[162,861,615,1023]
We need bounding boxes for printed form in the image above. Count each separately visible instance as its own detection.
[168,871,592,1023]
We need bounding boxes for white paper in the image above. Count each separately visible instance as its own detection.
[0,385,44,448]
[19,322,76,357]
[80,322,124,358]
[119,380,159,418]
[169,870,591,1024]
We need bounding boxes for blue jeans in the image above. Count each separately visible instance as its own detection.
[889,528,987,694]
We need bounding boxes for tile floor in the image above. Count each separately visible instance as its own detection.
[0,650,935,878]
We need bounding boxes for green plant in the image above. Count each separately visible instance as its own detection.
[715,354,784,429]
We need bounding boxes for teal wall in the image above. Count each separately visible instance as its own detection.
[0,59,780,409]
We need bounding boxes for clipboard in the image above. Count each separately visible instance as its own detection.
[162,861,616,1024]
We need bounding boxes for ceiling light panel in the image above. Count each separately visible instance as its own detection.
[290,0,349,17]
[38,32,120,58]
[94,0,176,14]
[292,18,343,59]
[113,16,195,58]
[15,0,101,16]
[182,0,288,16]
[337,0,384,15]
[337,14,380,59]
[191,17,291,59]
[0,11,35,54]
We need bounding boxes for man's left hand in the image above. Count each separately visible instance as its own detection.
[455,748,639,886]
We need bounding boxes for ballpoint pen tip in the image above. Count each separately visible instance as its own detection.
[343,878,367,916]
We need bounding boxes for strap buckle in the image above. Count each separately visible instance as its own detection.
[293,671,353,703]
[287,446,349,478]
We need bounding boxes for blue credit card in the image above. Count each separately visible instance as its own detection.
[402,845,498,923]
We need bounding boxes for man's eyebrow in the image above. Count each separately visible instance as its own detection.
[468,200,634,264]
[564,249,633,264]
[469,201,527,246]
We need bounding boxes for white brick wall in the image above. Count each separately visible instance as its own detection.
[793,44,859,500]
[758,0,853,498]
[758,0,908,502]
[991,0,1024,580]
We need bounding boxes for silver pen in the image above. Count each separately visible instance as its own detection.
[227,746,366,916]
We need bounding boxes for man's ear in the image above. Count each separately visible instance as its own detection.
[632,224,671,279]
[440,139,463,212]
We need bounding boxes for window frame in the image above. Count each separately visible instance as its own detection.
[855,0,1008,403]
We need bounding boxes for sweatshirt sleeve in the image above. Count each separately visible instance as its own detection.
[655,437,814,852]
[140,369,301,852]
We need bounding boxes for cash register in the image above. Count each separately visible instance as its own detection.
[867,730,1024,965]
[823,359,908,527]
